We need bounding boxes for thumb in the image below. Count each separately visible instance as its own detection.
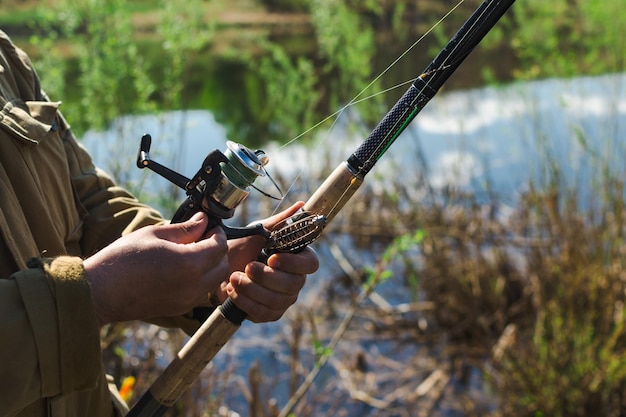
[158,211,210,244]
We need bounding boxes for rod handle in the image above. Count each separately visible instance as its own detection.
[127,302,242,416]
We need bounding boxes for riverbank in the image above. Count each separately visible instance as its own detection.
[0,1,311,38]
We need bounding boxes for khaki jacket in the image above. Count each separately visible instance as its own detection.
[0,31,165,416]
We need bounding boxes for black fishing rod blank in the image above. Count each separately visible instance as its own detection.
[348,0,516,176]
[297,0,516,229]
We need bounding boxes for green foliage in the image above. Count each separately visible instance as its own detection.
[257,0,309,12]
[313,339,333,362]
[363,229,424,293]
[309,0,385,122]
[27,0,214,136]
[29,0,157,134]
[382,229,425,262]
[156,0,215,109]
[390,1,408,38]
[491,0,626,79]
[252,41,320,141]
[28,30,66,99]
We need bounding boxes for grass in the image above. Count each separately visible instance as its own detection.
[0,0,292,33]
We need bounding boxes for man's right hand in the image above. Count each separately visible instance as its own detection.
[84,212,229,326]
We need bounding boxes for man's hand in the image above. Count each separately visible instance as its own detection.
[84,212,229,325]
[221,202,320,323]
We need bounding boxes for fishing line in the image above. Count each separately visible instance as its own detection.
[326,0,467,114]
[277,0,466,151]
[322,0,501,221]
[356,2,497,175]
[277,79,415,151]
[269,0,468,215]
[269,79,418,216]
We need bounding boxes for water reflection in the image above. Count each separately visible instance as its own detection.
[84,72,626,215]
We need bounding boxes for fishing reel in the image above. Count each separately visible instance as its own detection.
[136,133,327,258]
[136,133,274,240]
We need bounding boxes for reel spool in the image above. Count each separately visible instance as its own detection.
[204,140,269,218]
[136,134,276,238]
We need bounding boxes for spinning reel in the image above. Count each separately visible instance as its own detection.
[136,134,326,251]
[136,134,273,239]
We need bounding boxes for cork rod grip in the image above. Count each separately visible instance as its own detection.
[127,305,240,417]
[302,162,364,224]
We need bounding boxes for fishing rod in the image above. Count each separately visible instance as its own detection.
[127,0,516,415]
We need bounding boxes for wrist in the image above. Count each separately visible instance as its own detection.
[83,257,113,327]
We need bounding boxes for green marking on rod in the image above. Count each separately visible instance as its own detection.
[374,106,422,162]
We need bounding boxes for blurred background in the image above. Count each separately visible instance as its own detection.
[2,0,626,416]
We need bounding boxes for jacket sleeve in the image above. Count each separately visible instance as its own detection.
[0,31,122,416]
[0,256,104,415]
[57,119,204,333]
[57,115,165,256]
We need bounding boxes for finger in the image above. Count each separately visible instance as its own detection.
[193,255,231,304]
[154,211,210,244]
[244,262,307,294]
[182,227,229,271]
[226,271,300,322]
[229,202,306,258]
[227,291,286,323]
[266,247,319,275]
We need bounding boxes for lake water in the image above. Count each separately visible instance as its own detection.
[84,72,626,215]
[83,72,626,415]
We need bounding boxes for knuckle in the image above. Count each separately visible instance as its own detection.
[268,309,285,322]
